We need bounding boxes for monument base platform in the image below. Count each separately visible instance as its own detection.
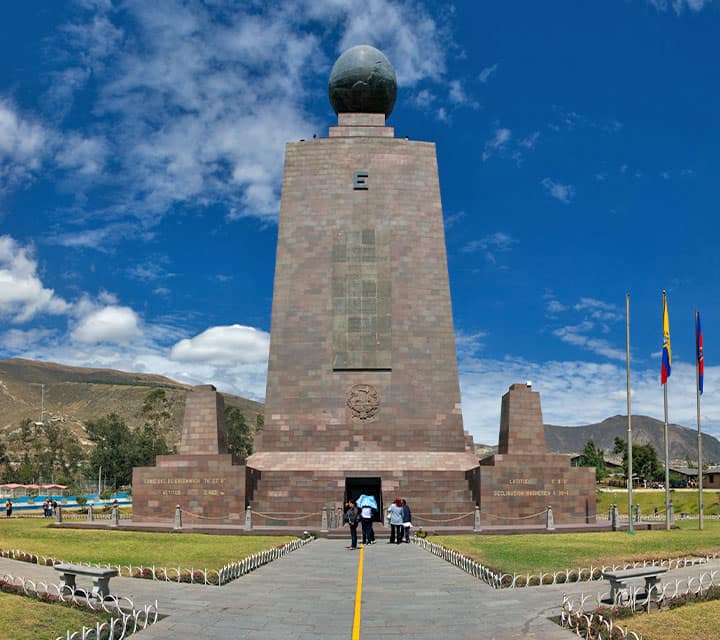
[246,451,479,527]
[132,454,247,524]
[478,453,596,526]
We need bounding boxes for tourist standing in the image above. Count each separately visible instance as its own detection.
[402,498,412,542]
[5,499,12,517]
[344,499,359,550]
[360,503,375,545]
[387,498,404,544]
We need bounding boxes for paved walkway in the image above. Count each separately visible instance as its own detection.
[2,541,718,639]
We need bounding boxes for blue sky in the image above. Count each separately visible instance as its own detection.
[1,0,719,445]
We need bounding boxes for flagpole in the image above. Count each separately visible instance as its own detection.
[626,293,634,534]
[696,310,704,530]
[663,291,671,531]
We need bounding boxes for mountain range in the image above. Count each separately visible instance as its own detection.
[0,358,263,449]
[1,358,718,465]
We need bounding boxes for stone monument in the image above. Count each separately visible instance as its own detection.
[129,46,597,531]
[132,385,247,523]
[477,383,596,525]
[245,45,479,524]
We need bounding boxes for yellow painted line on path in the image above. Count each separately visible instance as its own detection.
[352,544,365,640]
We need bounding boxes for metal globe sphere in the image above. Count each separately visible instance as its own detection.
[328,45,397,117]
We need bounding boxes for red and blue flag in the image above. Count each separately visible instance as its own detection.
[697,312,704,395]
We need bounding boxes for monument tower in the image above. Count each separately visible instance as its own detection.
[246,45,479,521]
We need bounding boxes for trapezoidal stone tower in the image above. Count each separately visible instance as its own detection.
[246,45,478,524]
[477,383,596,525]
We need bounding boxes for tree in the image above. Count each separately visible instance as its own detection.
[613,437,663,484]
[85,414,136,489]
[226,406,253,459]
[133,424,172,467]
[577,439,607,481]
[4,419,84,483]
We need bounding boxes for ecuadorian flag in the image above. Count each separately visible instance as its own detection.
[661,294,671,384]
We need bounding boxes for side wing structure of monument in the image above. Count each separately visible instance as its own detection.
[246,46,480,525]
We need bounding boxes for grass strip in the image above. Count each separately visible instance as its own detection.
[0,591,109,640]
[433,520,720,574]
[0,518,295,572]
[626,599,720,640]
[597,489,720,516]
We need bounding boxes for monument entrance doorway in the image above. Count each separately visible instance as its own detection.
[345,477,383,521]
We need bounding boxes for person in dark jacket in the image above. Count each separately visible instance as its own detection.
[344,499,359,550]
[401,498,412,542]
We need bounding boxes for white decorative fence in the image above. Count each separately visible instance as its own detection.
[1,573,159,640]
[412,537,716,589]
[560,569,720,639]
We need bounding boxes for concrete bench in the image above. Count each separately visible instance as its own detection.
[54,563,118,599]
[601,567,668,603]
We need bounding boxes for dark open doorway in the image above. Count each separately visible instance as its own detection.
[345,477,383,522]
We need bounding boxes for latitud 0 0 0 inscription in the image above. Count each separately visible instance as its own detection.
[493,477,570,498]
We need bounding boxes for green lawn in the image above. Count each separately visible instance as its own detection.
[614,599,720,640]
[433,520,720,574]
[0,591,109,640]
[597,489,720,516]
[0,518,295,571]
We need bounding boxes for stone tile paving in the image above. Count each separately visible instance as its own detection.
[2,540,719,639]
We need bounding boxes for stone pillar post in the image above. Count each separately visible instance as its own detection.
[611,504,618,531]
[110,504,119,527]
[244,506,252,531]
[55,505,63,524]
[473,505,481,532]
[668,502,675,527]
[174,505,182,530]
[321,508,328,533]
[87,505,94,522]
[546,505,555,530]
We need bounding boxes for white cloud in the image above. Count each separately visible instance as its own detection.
[455,330,487,359]
[462,232,516,253]
[574,297,623,322]
[482,127,512,161]
[0,236,70,322]
[0,100,49,193]
[519,131,540,149]
[462,232,517,267]
[448,79,476,107]
[170,325,270,366]
[7,320,270,401]
[546,299,567,315]
[478,63,498,83]
[553,323,626,361]
[71,305,143,344]
[457,354,720,446]
[647,0,712,14]
[332,0,446,85]
[55,134,108,176]
[40,0,451,239]
[47,223,155,250]
[541,177,575,203]
[0,328,57,351]
[412,89,435,109]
